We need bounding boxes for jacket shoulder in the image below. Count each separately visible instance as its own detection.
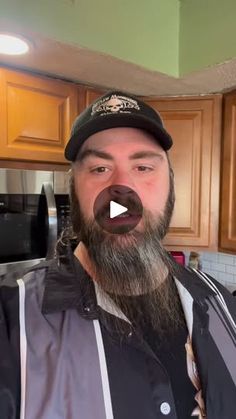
[190,268,236,318]
[0,259,54,288]
[193,268,233,297]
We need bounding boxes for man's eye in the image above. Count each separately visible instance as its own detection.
[90,167,109,173]
[136,166,153,172]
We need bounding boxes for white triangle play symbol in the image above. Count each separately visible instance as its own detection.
[110,200,128,219]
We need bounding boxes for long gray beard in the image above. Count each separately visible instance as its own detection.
[77,211,184,335]
[69,171,185,335]
[81,210,174,295]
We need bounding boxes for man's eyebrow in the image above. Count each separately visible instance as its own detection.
[76,149,114,162]
[76,149,163,163]
[129,151,163,160]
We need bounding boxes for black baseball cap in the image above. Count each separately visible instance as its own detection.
[65,90,173,161]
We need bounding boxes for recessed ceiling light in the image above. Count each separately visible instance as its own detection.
[0,34,30,55]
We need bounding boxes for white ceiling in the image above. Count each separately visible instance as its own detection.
[1,33,236,96]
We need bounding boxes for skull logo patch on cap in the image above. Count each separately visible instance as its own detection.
[91,94,140,116]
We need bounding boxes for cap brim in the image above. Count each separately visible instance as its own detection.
[65,112,173,161]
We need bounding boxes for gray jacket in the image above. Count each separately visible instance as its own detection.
[0,251,236,419]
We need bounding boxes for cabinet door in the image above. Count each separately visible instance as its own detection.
[144,96,222,249]
[85,88,104,106]
[220,93,236,253]
[0,68,78,163]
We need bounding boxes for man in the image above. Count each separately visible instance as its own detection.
[0,91,236,419]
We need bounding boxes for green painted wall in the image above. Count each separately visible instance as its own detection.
[180,0,236,75]
[2,0,236,77]
[0,0,179,76]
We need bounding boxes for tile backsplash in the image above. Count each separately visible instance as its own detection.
[184,251,236,293]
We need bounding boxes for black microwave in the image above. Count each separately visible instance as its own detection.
[0,169,70,277]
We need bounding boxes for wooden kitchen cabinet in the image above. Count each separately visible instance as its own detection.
[144,96,222,249]
[0,65,224,250]
[0,67,78,163]
[220,92,236,253]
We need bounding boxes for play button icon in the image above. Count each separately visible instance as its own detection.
[110,201,128,219]
[93,185,143,234]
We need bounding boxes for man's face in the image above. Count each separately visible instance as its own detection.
[72,126,171,234]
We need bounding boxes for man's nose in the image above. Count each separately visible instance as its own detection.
[108,184,135,200]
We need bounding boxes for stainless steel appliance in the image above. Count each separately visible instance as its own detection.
[0,169,70,277]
